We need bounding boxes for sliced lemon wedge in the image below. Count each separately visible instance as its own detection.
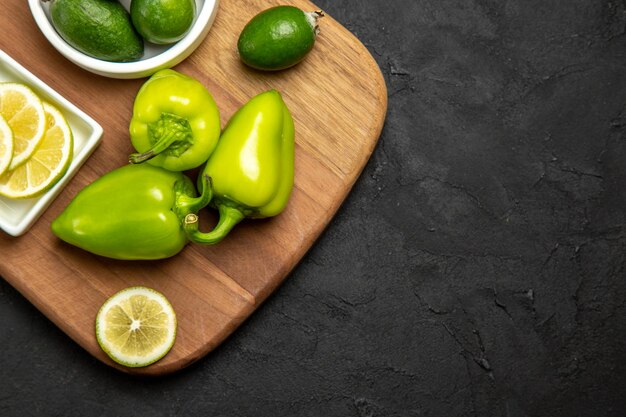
[0,114,13,176]
[0,83,46,169]
[96,286,177,368]
[0,102,73,199]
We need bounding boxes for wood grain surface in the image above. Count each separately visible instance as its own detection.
[0,0,387,375]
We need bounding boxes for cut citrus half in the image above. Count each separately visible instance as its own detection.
[0,114,13,176]
[0,102,73,199]
[0,83,46,169]
[95,286,177,368]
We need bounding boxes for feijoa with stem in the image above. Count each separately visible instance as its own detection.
[130,0,196,45]
[237,6,324,71]
[44,0,143,62]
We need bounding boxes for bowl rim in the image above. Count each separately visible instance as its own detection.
[28,0,219,77]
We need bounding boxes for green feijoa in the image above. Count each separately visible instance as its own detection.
[130,0,196,45]
[237,6,324,71]
[47,0,143,62]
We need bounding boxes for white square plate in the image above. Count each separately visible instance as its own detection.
[0,49,103,237]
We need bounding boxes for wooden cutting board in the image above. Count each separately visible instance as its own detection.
[0,0,386,375]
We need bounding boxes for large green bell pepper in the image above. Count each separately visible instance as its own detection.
[183,89,295,244]
[51,164,212,260]
[128,69,221,171]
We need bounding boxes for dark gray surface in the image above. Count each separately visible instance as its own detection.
[2,0,626,416]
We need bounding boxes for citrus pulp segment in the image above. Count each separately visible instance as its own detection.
[0,114,13,176]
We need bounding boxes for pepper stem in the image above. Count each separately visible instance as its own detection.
[184,204,245,245]
[175,175,213,217]
[129,130,175,163]
[129,113,193,164]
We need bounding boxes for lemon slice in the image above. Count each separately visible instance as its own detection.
[96,286,177,368]
[0,83,46,169]
[0,102,73,199]
[0,114,13,176]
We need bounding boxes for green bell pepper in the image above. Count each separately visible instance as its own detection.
[51,164,212,260]
[183,89,295,244]
[128,69,221,171]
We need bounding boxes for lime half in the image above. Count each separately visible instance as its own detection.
[95,286,177,368]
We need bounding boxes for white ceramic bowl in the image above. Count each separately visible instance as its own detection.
[0,50,103,237]
[29,0,219,79]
